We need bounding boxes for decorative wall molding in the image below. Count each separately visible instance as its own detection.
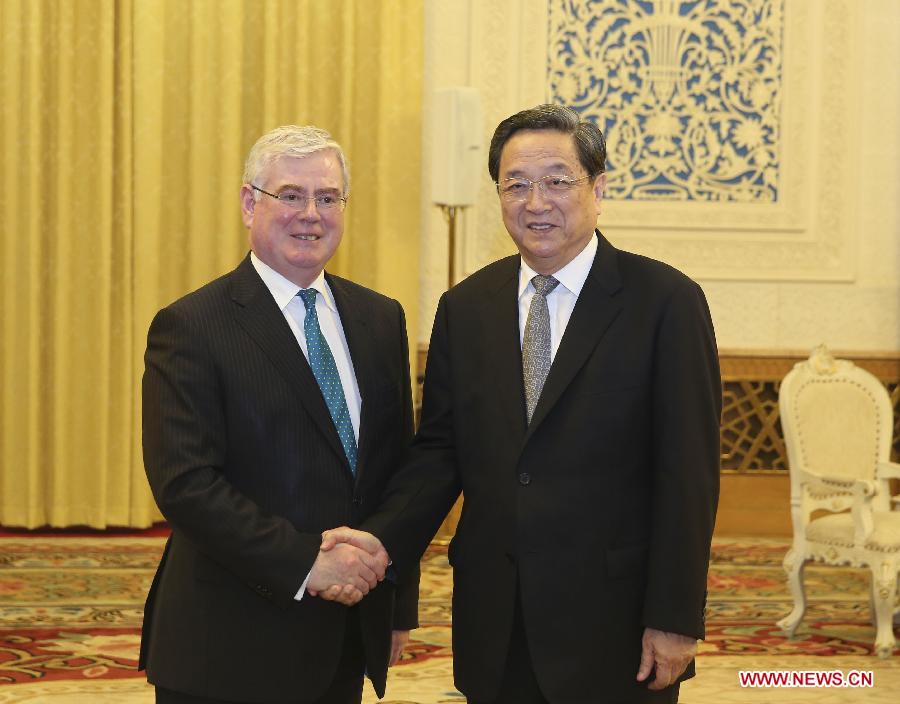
[720,350,899,472]
[416,346,900,473]
[545,0,857,282]
[464,1,549,279]
[549,0,784,203]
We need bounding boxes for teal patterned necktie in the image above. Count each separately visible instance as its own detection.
[296,288,358,474]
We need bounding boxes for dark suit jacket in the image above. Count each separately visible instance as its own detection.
[139,255,417,703]
[365,233,721,704]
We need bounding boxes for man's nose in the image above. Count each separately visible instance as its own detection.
[295,198,321,219]
[524,183,551,211]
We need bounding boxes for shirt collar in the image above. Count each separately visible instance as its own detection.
[250,252,336,312]
[517,232,598,299]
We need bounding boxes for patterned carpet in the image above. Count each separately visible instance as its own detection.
[0,535,897,702]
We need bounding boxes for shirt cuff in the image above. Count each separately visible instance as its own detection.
[294,569,313,601]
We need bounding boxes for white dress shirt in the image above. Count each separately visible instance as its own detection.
[517,233,598,360]
[250,253,362,442]
[250,252,362,600]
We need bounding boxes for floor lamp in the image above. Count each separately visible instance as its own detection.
[437,204,465,288]
[431,86,481,289]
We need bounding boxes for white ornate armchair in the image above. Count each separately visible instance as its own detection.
[777,345,900,658]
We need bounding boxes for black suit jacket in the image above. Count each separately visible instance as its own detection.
[365,233,721,703]
[139,255,417,702]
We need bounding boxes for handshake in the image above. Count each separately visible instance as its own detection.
[307,527,390,606]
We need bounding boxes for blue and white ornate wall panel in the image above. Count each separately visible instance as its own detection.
[542,0,859,282]
[421,0,898,351]
[548,0,783,203]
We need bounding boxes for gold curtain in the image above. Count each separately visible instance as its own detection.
[0,0,423,528]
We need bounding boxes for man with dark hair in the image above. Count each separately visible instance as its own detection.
[325,104,721,703]
[487,103,608,184]
[140,125,417,704]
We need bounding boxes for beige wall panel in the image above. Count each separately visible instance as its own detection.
[701,281,781,349]
[421,0,899,353]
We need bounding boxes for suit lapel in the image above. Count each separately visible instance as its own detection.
[326,273,375,481]
[481,258,529,442]
[228,256,349,469]
[525,234,623,440]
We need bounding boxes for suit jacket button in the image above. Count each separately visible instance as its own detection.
[518,472,531,486]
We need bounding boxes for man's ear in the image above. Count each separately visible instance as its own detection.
[240,184,256,228]
[593,172,607,213]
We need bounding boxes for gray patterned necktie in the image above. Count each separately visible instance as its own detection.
[297,288,358,474]
[522,274,560,423]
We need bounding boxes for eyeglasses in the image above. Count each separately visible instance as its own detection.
[495,174,593,202]
[251,185,347,211]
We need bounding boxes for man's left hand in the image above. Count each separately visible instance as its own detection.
[389,630,410,666]
[635,627,697,690]
[311,527,391,605]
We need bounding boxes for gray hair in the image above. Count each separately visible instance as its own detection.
[242,125,350,197]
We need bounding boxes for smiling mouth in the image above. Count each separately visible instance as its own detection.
[292,234,320,241]
[527,223,556,231]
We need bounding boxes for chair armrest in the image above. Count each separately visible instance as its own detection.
[799,469,877,498]
[876,461,900,480]
[881,462,900,512]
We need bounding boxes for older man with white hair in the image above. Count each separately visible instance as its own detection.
[140,125,417,704]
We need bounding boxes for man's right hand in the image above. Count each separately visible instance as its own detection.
[309,527,390,605]
[306,542,388,605]
[320,526,388,557]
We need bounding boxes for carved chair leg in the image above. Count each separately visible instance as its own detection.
[869,590,879,630]
[871,560,898,659]
[894,574,900,625]
[777,547,807,638]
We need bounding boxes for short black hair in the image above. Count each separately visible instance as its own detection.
[487,104,606,182]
